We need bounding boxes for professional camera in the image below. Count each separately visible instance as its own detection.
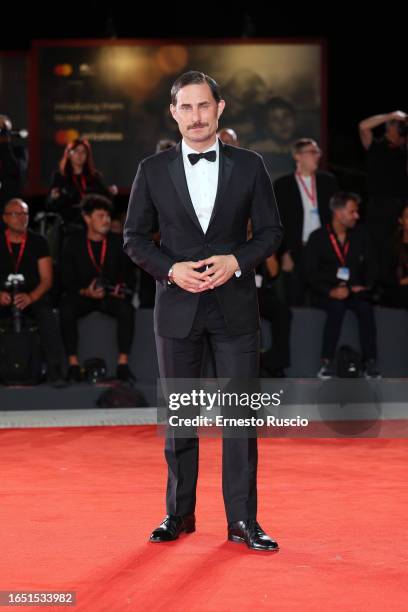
[0,125,28,140]
[94,277,133,297]
[4,273,25,294]
[4,273,26,333]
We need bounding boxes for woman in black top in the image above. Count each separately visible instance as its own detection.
[46,138,118,226]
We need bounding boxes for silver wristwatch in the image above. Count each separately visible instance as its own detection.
[167,266,174,285]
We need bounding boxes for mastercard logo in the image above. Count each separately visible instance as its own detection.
[54,64,73,77]
[55,130,80,146]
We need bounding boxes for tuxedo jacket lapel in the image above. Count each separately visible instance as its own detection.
[167,142,203,234]
[206,142,234,232]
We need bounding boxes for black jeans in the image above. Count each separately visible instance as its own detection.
[60,294,135,355]
[319,294,377,361]
[0,297,62,367]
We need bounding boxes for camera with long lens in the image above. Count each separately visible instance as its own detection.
[94,277,133,297]
[4,273,26,333]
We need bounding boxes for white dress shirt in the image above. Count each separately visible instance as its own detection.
[295,173,321,244]
[182,138,219,234]
[168,138,240,280]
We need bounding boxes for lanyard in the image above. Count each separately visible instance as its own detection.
[296,173,317,206]
[327,225,349,267]
[73,174,87,197]
[87,238,107,275]
[5,229,27,273]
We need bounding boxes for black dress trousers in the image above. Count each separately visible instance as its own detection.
[156,290,259,524]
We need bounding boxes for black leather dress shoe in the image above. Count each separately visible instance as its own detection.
[228,519,279,551]
[150,513,196,542]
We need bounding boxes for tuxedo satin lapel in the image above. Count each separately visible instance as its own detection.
[207,145,234,231]
[168,147,203,234]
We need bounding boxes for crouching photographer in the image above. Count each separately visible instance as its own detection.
[0,199,63,384]
[60,194,136,383]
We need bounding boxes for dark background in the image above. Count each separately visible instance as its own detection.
[1,3,405,194]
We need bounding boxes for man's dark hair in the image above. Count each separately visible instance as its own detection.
[171,71,221,105]
[386,119,401,129]
[329,191,361,213]
[292,138,318,155]
[81,194,113,216]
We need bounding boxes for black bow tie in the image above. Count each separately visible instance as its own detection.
[187,150,217,165]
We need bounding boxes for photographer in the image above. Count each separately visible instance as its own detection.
[60,194,136,383]
[0,115,28,214]
[0,199,63,383]
[306,192,381,379]
[359,110,408,248]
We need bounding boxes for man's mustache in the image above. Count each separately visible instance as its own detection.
[188,123,208,130]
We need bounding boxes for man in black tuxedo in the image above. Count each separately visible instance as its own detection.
[124,71,283,551]
[273,138,338,305]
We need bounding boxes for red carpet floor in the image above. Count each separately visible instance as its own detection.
[0,425,407,611]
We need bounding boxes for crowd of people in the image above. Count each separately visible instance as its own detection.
[258,113,408,379]
[0,108,407,385]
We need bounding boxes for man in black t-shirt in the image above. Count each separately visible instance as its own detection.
[359,110,408,248]
[60,195,136,383]
[0,198,63,383]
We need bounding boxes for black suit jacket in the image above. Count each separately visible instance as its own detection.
[124,140,283,338]
[273,171,338,261]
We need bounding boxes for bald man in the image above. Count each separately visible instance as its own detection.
[217,128,239,147]
[0,199,63,384]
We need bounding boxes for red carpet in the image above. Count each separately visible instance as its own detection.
[0,425,407,611]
